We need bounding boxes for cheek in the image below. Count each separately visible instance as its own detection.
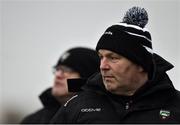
[115,61,134,74]
[112,64,133,83]
[112,64,126,75]
[52,83,69,96]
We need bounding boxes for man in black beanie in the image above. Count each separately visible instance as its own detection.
[20,47,99,124]
[50,6,180,123]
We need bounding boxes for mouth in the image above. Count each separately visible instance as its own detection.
[103,75,114,80]
[54,80,64,87]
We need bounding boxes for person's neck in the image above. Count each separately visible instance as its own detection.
[113,73,148,96]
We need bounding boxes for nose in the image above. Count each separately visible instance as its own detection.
[100,58,110,70]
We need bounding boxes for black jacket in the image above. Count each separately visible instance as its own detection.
[21,88,61,124]
[51,54,180,123]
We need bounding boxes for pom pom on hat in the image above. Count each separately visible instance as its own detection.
[122,6,148,28]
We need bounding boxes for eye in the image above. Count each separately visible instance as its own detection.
[110,56,118,60]
[109,56,119,63]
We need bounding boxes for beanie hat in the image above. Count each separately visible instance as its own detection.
[54,47,100,78]
[96,6,154,78]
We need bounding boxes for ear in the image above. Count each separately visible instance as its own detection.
[138,66,144,72]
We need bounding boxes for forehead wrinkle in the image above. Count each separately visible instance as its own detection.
[98,50,121,58]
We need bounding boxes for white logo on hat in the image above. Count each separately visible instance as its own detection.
[61,52,70,62]
[104,31,113,35]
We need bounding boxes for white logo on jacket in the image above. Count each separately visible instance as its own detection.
[81,108,101,112]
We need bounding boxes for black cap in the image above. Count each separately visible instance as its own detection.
[96,6,154,79]
[55,47,100,78]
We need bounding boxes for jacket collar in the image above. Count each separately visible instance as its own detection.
[39,88,61,108]
[153,53,173,73]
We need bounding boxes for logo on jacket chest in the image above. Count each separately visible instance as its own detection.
[81,108,101,112]
[159,109,170,120]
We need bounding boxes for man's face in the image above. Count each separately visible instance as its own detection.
[52,65,80,97]
[98,49,144,95]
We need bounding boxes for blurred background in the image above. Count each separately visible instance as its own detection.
[0,0,180,123]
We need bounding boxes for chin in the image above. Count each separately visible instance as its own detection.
[53,91,67,97]
[52,88,64,96]
[104,81,113,90]
[105,80,119,91]
[105,86,114,92]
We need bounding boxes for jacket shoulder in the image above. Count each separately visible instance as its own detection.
[20,108,45,123]
[64,90,103,108]
[167,90,180,109]
[51,90,118,123]
[21,106,59,124]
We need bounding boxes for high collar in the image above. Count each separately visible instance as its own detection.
[39,88,61,108]
[152,53,174,74]
[82,53,175,98]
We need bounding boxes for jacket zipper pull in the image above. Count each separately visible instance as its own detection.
[125,102,129,110]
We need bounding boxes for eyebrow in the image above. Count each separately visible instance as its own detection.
[98,51,119,57]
